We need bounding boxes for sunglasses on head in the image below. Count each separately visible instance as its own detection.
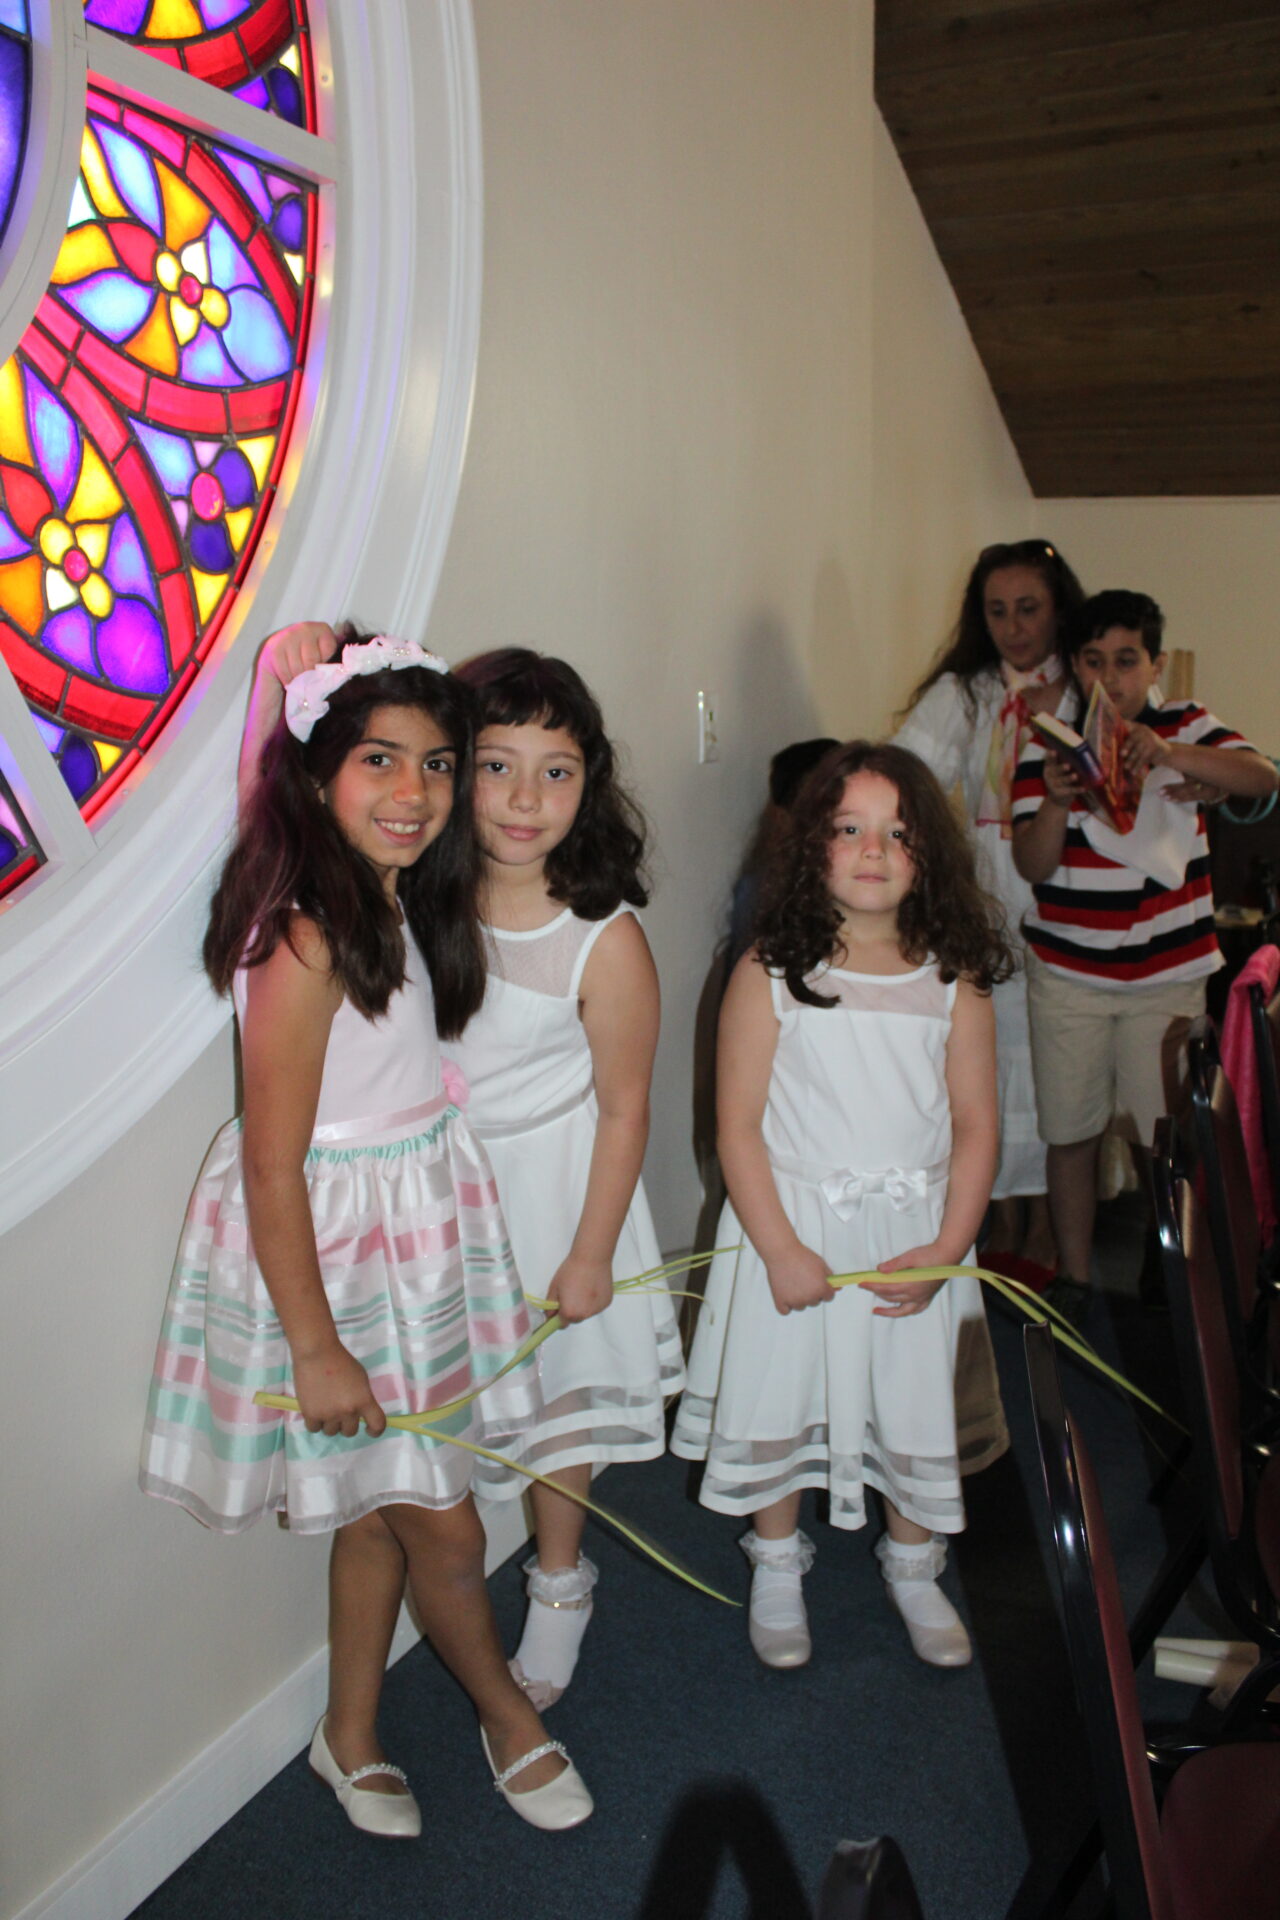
[977,538,1059,569]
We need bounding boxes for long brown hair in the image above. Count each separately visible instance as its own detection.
[903,538,1086,721]
[204,649,486,1034]
[754,741,1014,1008]
[456,648,649,918]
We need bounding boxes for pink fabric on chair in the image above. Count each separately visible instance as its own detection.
[1220,943,1280,1243]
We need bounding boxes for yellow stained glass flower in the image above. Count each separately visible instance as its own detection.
[38,517,116,622]
[155,240,230,349]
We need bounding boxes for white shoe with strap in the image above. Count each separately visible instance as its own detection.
[741,1528,816,1669]
[876,1532,971,1667]
[309,1718,422,1838]
[480,1728,594,1830]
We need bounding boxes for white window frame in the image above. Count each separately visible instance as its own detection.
[0,0,482,1235]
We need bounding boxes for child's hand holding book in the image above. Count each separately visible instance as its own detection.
[1041,749,1086,809]
[1121,721,1174,779]
[1029,684,1143,833]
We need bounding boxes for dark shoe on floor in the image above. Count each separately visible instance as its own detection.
[1042,1276,1092,1328]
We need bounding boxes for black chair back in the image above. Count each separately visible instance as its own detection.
[1024,1323,1171,1920]
[1164,1175,1280,1658]
[1249,978,1280,1226]
[1152,1134,1248,1562]
[1187,1018,1258,1348]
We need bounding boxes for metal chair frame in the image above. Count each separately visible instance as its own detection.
[1248,977,1280,1239]
[1151,1135,1280,1672]
[1024,1322,1280,1920]
[1185,1018,1279,1410]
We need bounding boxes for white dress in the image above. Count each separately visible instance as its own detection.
[443,906,686,1494]
[893,670,1070,1201]
[670,962,1008,1532]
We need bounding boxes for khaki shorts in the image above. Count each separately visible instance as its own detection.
[1026,954,1206,1150]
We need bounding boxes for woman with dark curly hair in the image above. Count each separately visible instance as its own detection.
[893,539,1088,1280]
[672,742,1010,1673]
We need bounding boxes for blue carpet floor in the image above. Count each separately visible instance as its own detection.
[131,1207,1216,1920]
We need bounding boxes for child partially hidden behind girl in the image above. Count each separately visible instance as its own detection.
[673,742,1011,1669]
[139,632,592,1839]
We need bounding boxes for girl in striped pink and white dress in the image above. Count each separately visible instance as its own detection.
[139,633,593,1839]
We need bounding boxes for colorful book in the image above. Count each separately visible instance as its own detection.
[1029,684,1142,833]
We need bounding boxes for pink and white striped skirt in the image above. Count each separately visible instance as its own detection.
[140,1094,538,1534]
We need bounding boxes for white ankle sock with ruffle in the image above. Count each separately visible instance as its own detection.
[512,1554,598,1694]
[741,1529,815,1632]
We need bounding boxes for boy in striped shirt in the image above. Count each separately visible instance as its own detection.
[1011,590,1277,1310]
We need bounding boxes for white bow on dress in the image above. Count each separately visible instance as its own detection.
[819,1166,928,1222]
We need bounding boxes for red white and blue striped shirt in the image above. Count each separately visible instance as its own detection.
[1011,700,1251,988]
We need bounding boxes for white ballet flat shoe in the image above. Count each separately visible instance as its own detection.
[480,1728,594,1830]
[509,1553,598,1709]
[309,1718,422,1838]
[741,1529,816,1669]
[875,1533,972,1668]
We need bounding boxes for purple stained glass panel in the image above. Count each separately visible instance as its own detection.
[0,759,43,896]
[84,2,315,134]
[0,20,30,248]
[0,86,317,839]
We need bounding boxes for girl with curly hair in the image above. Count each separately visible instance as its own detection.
[443,648,683,1710]
[672,741,1011,1672]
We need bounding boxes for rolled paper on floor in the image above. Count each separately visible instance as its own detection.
[1155,1635,1252,1662]
[1154,1640,1258,1695]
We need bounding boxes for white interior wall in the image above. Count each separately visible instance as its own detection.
[863,115,1033,731]
[1034,498,1280,755]
[1,6,1034,1915]
[427,0,876,1240]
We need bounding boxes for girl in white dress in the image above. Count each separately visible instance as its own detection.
[672,741,1011,1669]
[144,635,592,1839]
[446,649,684,1709]
[893,540,1087,1280]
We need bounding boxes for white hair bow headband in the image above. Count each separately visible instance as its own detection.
[284,635,449,742]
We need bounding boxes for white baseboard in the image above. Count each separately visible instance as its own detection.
[15,1496,531,1920]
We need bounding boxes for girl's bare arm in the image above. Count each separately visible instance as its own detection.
[717,956,834,1314]
[240,919,385,1435]
[549,913,660,1323]
[237,622,340,815]
[871,980,997,1313]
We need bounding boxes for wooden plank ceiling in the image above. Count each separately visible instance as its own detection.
[875,0,1280,496]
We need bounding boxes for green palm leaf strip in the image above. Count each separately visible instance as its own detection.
[255,1250,1182,1612]
[254,1245,739,1607]
[826,1265,1184,1433]
[254,1389,738,1606]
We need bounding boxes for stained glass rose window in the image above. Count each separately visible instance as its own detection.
[0,3,480,1244]
[0,0,316,896]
